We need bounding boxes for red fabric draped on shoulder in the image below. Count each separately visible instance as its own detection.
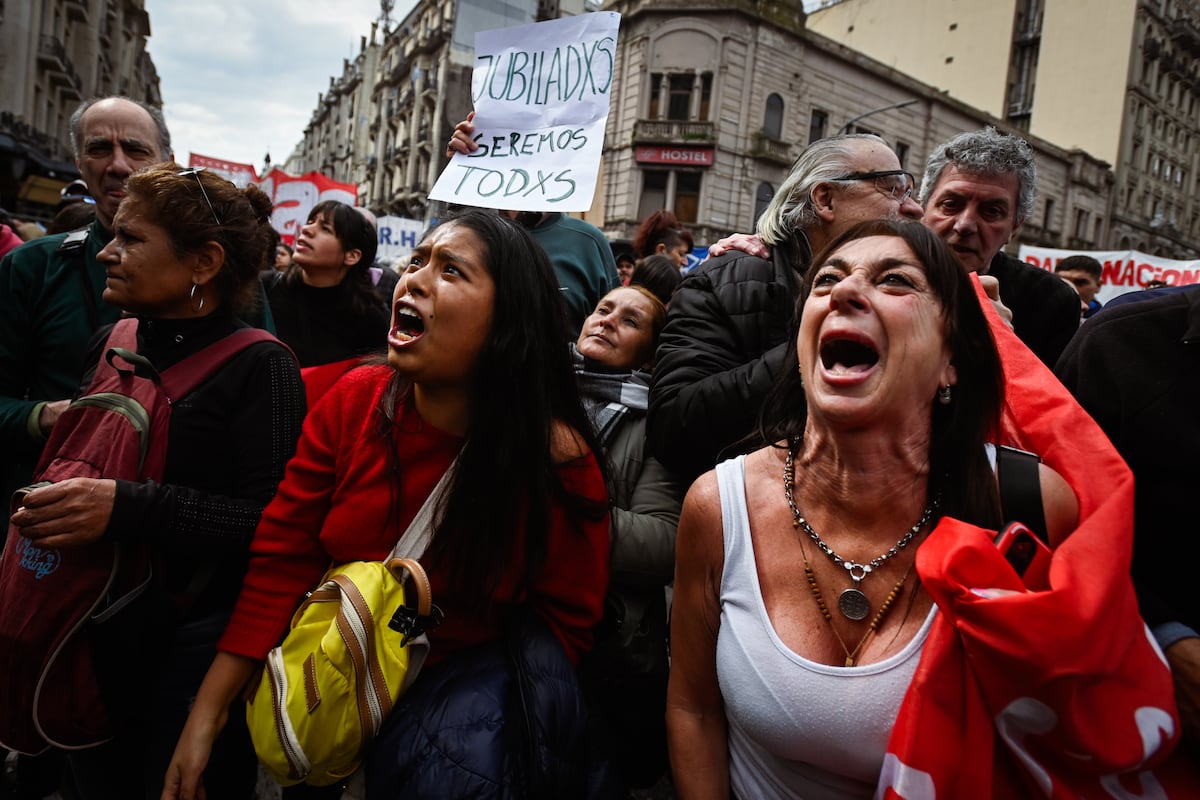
[879,275,1199,798]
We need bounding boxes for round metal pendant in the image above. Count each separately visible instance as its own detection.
[838,588,871,621]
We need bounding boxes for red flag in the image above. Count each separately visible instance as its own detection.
[879,276,1199,797]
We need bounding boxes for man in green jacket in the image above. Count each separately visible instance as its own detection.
[0,96,170,510]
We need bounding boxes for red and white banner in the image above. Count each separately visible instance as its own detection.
[188,154,359,244]
[256,168,357,244]
[188,153,259,188]
[1018,244,1200,305]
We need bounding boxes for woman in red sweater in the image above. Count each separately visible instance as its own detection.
[162,210,611,799]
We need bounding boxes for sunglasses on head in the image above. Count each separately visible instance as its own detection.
[175,167,222,226]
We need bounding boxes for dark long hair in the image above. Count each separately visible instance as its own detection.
[757,219,1004,528]
[631,254,682,305]
[285,200,381,316]
[376,210,607,608]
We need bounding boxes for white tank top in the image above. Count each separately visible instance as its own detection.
[714,456,936,800]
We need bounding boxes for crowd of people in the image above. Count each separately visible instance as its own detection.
[0,93,1195,800]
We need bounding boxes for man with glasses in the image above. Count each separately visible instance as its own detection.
[648,133,923,480]
[920,127,1079,366]
[0,96,170,532]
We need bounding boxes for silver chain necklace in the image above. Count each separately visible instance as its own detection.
[783,440,939,621]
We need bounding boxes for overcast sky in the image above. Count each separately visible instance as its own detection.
[143,1,827,175]
[143,0,416,174]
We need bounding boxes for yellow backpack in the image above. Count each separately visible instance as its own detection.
[245,556,440,786]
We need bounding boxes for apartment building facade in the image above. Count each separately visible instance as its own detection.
[598,0,1112,253]
[0,0,162,219]
[291,0,1112,256]
[807,0,1200,257]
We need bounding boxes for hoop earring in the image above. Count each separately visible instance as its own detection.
[937,385,952,405]
[190,281,205,314]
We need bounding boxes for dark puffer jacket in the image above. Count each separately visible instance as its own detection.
[365,611,615,800]
[647,237,809,481]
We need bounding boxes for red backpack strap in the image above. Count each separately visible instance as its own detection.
[86,317,142,390]
[158,328,286,403]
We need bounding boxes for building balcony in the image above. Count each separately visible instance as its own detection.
[37,36,82,97]
[749,132,791,165]
[633,119,716,144]
[65,0,88,23]
[1007,100,1032,119]
[1013,25,1041,46]
[1169,17,1200,56]
[413,25,447,55]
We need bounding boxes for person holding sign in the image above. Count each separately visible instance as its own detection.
[448,113,619,337]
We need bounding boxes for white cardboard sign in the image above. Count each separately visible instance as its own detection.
[429,12,620,212]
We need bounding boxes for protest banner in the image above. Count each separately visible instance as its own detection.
[188,154,359,244]
[188,153,258,188]
[257,168,357,244]
[1018,244,1200,305]
[375,215,427,266]
[429,11,620,212]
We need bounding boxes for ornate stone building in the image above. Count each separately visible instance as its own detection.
[807,0,1200,257]
[0,0,161,219]
[291,25,382,196]
[598,0,1112,253]
[288,0,1114,256]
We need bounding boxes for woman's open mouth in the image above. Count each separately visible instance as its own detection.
[819,336,879,377]
[390,306,425,344]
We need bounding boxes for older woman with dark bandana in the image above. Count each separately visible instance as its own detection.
[573,285,684,794]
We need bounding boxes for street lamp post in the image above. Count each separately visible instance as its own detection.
[838,99,919,135]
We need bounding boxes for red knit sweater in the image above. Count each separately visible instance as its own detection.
[218,365,610,665]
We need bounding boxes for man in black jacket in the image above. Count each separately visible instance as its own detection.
[651,128,1080,481]
[1054,286,1200,756]
[647,134,923,480]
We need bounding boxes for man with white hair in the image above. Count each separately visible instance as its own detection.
[648,133,923,480]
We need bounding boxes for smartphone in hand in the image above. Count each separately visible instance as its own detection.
[994,521,1052,591]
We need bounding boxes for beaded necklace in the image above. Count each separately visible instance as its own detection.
[798,533,912,667]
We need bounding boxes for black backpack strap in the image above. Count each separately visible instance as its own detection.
[996,445,1049,544]
[57,228,100,332]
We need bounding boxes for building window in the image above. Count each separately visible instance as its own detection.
[639,169,702,223]
[668,75,692,120]
[675,172,701,222]
[754,182,774,225]
[1042,197,1055,232]
[639,171,667,217]
[764,94,784,140]
[895,141,910,169]
[649,72,714,122]
[1074,208,1089,239]
[809,109,828,144]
